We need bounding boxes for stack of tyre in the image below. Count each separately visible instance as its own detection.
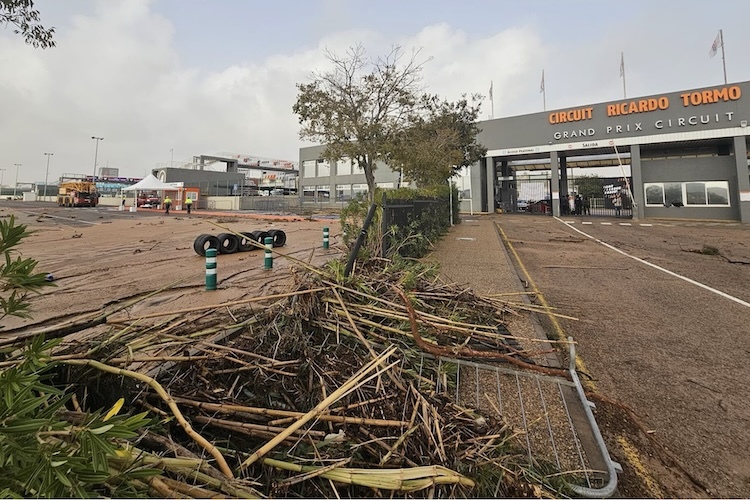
[193,230,286,256]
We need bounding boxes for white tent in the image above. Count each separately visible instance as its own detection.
[122,174,184,211]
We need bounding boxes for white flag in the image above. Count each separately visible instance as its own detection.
[709,30,722,58]
[489,81,493,101]
[539,70,545,93]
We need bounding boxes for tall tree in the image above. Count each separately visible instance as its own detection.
[1,0,55,48]
[389,94,487,187]
[293,45,426,202]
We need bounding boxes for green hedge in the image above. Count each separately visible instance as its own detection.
[339,185,460,259]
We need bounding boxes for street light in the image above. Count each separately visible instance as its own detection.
[0,168,5,192]
[91,136,104,179]
[43,153,54,200]
[13,163,21,197]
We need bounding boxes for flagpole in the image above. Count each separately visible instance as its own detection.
[720,29,727,84]
[490,80,495,119]
[621,52,627,99]
[541,70,546,111]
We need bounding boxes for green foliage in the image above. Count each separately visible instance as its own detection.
[1,215,55,324]
[0,0,56,48]
[389,94,487,187]
[573,175,604,200]
[0,336,155,498]
[293,45,426,201]
[339,185,460,261]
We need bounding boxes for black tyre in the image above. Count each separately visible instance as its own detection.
[250,230,271,246]
[238,231,255,251]
[193,234,220,257]
[217,233,240,254]
[267,229,287,247]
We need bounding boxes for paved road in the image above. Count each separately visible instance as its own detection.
[497,214,750,498]
[0,200,168,226]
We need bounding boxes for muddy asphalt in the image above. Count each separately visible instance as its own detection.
[3,200,750,497]
[481,214,750,498]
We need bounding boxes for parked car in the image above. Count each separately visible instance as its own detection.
[516,199,529,211]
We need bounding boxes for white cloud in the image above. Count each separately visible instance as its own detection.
[2,0,748,185]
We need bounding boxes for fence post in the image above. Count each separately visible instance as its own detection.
[264,236,273,269]
[323,227,329,250]
[381,191,388,258]
[205,248,217,290]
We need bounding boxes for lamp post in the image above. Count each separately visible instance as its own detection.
[43,153,53,200]
[0,169,5,192]
[170,148,174,167]
[13,164,21,197]
[91,136,104,179]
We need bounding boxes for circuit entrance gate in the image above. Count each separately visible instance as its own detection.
[508,176,633,218]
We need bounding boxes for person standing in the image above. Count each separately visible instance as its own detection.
[163,196,172,215]
[568,194,575,215]
[583,195,591,215]
[613,193,622,218]
[184,196,192,215]
[574,194,583,216]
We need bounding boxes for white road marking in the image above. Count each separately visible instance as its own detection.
[640,223,653,227]
[600,222,612,225]
[619,223,631,226]
[554,216,750,309]
[457,237,476,241]
[582,221,593,225]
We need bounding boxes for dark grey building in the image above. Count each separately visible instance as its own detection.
[152,167,247,196]
[478,80,750,222]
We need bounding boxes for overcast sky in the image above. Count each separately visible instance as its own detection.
[2,0,750,184]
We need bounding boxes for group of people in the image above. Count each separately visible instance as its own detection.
[563,193,590,216]
[162,196,192,215]
[119,195,194,215]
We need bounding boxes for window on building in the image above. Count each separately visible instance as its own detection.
[352,183,368,199]
[302,160,316,178]
[336,184,351,201]
[353,159,365,175]
[337,158,352,176]
[685,182,707,205]
[303,185,316,200]
[316,185,330,201]
[645,184,664,205]
[706,182,730,204]
[317,159,330,177]
[664,183,683,206]
[644,181,731,207]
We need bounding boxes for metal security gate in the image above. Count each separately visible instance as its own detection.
[513,179,553,215]
[509,176,633,218]
[565,176,633,218]
[432,341,620,497]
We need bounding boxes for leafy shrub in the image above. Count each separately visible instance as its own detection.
[339,185,460,260]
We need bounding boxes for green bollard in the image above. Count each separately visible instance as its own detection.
[323,226,329,250]
[205,248,217,290]
[264,236,273,270]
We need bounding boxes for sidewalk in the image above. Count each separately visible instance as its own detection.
[426,213,615,495]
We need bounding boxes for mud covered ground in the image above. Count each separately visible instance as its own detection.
[0,202,343,333]
[496,214,750,498]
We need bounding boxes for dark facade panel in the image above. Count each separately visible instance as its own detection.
[478,81,750,150]
[640,156,738,220]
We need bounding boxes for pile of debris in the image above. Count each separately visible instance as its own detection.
[5,256,585,498]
